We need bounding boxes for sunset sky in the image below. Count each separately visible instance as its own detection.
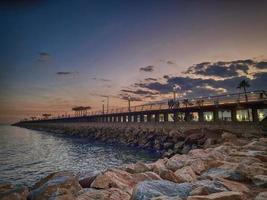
[0,0,267,123]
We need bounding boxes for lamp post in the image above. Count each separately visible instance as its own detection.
[102,100,105,114]
[173,85,176,101]
[106,96,109,114]
[128,96,131,112]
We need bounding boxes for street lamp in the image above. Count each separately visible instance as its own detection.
[128,95,131,112]
[102,100,105,114]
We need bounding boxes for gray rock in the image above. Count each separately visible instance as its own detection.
[200,168,248,182]
[131,180,194,200]
[252,175,267,188]
[194,180,229,193]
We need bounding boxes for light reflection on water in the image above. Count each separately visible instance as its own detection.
[0,125,159,186]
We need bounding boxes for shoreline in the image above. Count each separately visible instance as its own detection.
[1,123,266,200]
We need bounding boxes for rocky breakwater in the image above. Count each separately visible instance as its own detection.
[1,133,267,200]
[15,122,236,157]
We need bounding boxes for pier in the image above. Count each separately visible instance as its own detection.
[21,90,267,124]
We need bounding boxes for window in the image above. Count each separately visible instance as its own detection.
[168,113,174,122]
[143,114,148,122]
[218,110,231,121]
[159,114,164,122]
[236,109,252,121]
[204,112,213,122]
[257,109,267,121]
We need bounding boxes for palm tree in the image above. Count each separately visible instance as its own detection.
[237,79,250,102]
[237,79,251,120]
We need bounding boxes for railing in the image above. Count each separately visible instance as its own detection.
[23,90,267,122]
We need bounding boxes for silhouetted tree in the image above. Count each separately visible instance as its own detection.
[237,79,250,102]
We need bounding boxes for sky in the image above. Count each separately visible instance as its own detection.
[0,0,267,123]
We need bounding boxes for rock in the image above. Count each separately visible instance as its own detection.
[194,180,229,194]
[149,159,168,174]
[187,191,244,200]
[151,196,182,200]
[252,175,267,188]
[122,162,151,174]
[221,132,237,142]
[166,155,190,171]
[190,187,210,196]
[28,171,82,200]
[0,183,29,200]
[76,188,130,200]
[200,168,248,182]
[131,180,194,200]
[158,168,183,183]
[255,192,267,200]
[216,178,249,193]
[91,169,161,194]
[78,171,101,188]
[188,159,206,175]
[174,166,197,183]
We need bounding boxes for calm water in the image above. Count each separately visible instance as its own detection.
[0,125,159,186]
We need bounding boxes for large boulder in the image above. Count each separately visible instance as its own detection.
[187,191,244,200]
[131,180,194,200]
[76,188,130,200]
[0,183,29,200]
[91,169,161,194]
[28,171,82,200]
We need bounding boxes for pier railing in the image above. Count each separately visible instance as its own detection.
[23,90,267,122]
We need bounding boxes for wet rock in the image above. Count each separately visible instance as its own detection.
[28,171,82,200]
[78,170,101,188]
[76,188,130,200]
[252,175,267,188]
[174,166,197,183]
[131,180,194,200]
[255,192,267,200]
[187,191,244,200]
[0,183,29,200]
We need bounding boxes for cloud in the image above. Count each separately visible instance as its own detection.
[121,59,267,101]
[145,78,158,82]
[38,52,51,62]
[184,59,253,79]
[56,71,77,75]
[167,61,174,65]
[91,77,111,82]
[121,89,159,96]
[256,62,267,69]
[140,65,154,72]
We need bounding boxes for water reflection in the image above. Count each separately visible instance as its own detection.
[0,125,159,186]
